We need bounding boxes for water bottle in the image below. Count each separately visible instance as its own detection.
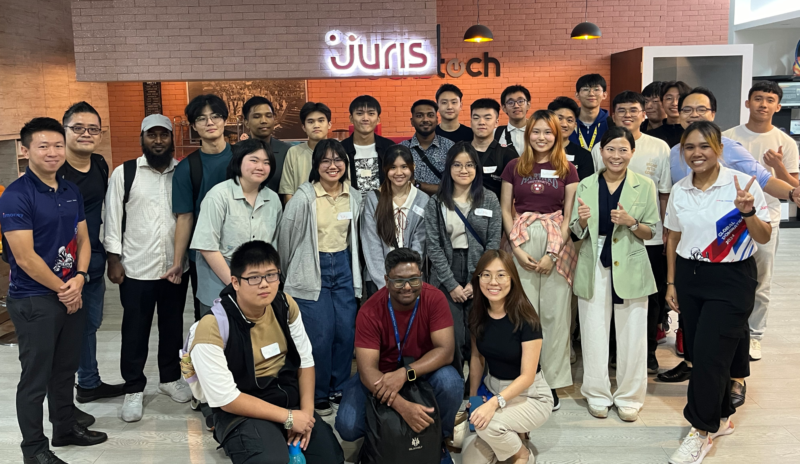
[288,442,306,464]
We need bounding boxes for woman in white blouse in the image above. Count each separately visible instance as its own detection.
[665,121,771,464]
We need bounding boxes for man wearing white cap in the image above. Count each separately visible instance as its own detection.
[103,114,192,423]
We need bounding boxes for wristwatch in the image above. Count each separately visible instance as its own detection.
[628,219,640,231]
[741,208,757,218]
[496,395,506,408]
[547,252,559,262]
[76,271,90,283]
[406,367,417,382]
[284,410,293,430]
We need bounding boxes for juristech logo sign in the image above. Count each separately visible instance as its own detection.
[324,30,436,77]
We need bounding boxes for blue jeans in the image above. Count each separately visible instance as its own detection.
[77,277,106,389]
[334,365,463,442]
[294,251,358,402]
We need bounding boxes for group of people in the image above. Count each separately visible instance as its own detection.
[1,74,797,464]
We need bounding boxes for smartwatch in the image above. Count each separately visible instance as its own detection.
[741,208,757,218]
[76,271,90,283]
[406,367,417,382]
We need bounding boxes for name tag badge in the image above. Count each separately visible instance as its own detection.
[260,343,281,360]
[566,155,575,162]
[474,208,493,217]
[338,211,353,221]
[358,169,372,178]
[540,169,558,179]
[483,166,497,174]
[412,205,425,217]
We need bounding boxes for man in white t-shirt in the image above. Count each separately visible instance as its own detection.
[592,91,672,374]
[723,81,800,361]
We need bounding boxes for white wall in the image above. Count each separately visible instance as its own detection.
[734,28,799,76]
[733,0,800,26]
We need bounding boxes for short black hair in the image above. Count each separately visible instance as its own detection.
[227,138,275,189]
[309,139,349,184]
[642,81,664,99]
[185,94,229,125]
[349,95,381,115]
[436,83,463,102]
[547,97,580,118]
[384,248,423,276]
[660,81,692,101]
[470,98,500,115]
[611,91,646,112]
[63,101,102,126]
[242,96,275,121]
[748,81,783,101]
[230,240,281,279]
[500,85,531,105]
[411,99,438,115]
[299,102,332,124]
[20,117,66,148]
[576,74,607,92]
[678,87,717,113]
[600,125,636,150]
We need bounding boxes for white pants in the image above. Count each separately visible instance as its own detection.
[578,237,648,410]
[750,226,778,341]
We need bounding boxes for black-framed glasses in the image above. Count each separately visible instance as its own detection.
[238,271,281,286]
[321,157,346,167]
[64,125,102,135]
[615,108,642,116]
[386,276,423,290]
[505,99,529,108]
[680,106,711,116]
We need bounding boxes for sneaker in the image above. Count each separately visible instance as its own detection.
[617,406,638,422]
[315,401,332,416]
[75,382,125,403]
[588,405,608,418]
[551,389,561,411]
[329,392,342,411]
[676,328,685,357]
[710,418,735,439]
[657,327,667,344]
[657,361,692,383]
[158,379,192,403]
[23,450,67,464]
[731,380,746,409]
[190,397,201,411]
[647,352,659,375]
[749,338,762,361]
[669,429,712,464]
[121,392,143,422]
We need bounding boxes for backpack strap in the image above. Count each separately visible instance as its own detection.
[209,299,231,349]
[188,151,203,212]
[412,146,442,180]
[121,159,137,236]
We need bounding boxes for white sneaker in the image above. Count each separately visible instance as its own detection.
[158,379,192,403]
[669,429,712,464]
[750,339,762,361]
[121,392,143,422]
[710,418,735,439]
[588,405,608,418]
[617,406,639,422]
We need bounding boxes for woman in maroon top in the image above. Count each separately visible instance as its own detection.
[500,110,579,409]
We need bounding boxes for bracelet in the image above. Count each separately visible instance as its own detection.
[790,188,795,201]
[741,208,757,218]
[666,282,675,286]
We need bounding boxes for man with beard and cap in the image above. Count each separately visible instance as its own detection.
[401,99,455,196]
[104,114,192,423]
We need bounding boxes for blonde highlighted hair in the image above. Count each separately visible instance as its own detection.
[516,109,570,179]
[680,120,723,158]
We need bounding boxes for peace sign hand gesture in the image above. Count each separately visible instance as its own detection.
[734,175,756,214]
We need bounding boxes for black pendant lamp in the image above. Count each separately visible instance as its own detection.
[464,0,493,43]
[571,0,601,40]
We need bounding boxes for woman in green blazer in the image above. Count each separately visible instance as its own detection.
[569,126,660,422]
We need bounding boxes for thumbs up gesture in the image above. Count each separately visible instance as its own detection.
[577,197,591,229]
[611,202,635,227]
[763,146,784,169]
[734,175,756,214]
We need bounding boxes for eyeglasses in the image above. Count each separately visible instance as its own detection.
[680,106,711,116]
[579,87,604,95]
[195,114,224,126]
[505,99,529,108]
[238,272,281,286]
[479,272,510,284]
[386,276,423,290]
[64,125,102,135]
[452,162,476,171]
[615,108,642,116]
[321,158,345,167]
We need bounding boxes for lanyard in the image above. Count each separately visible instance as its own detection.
[578,124,598,150]
[388,296,420,363]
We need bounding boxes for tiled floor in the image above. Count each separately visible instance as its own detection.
[3,230,800,463]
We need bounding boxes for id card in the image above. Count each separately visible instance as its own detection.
[260,343,281,359]
[337,211,353,220]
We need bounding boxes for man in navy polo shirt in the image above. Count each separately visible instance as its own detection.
[0,118,107,464]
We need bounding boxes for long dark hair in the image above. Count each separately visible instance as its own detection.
[469,250,540,340]
[308,138,350,184]
[438,141,484,210]
[227,138,275,190]
[376,145,416,247]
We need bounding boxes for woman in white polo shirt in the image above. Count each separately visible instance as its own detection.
[665,121,771,464]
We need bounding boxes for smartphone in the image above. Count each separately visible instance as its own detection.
[469,396,484,432]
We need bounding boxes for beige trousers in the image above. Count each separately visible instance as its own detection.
[514,221,574,388]
[462,372,553,463]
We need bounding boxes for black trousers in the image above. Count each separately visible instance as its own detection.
[189,260,202,321]
[221,413,344,464]
[676,257,757,433]
[440,249,472,377]
[646,245,668,354]
[120,274,190,393]
[7,294,85,457]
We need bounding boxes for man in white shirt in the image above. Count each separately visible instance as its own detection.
[723,81,800,361]
[591,91,672,374]
[104,114,192,423]
[494,85,531,156]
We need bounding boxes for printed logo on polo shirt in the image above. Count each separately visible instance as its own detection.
[697,208,754,263]
[410,436,422,450]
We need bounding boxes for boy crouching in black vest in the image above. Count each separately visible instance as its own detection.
[189,240,344,464]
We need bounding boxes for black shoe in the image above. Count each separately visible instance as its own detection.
[657,361,692,383]
[75,382,125,403]
[51,424,108,447]
[731,380,746,409]
[314,401,333,417]
[73,407,95,428]
[23,451,66,464]
[647,352,659,375]
[551,389,561,411]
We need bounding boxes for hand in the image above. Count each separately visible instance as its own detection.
[288,428,313,451]
[160,264,183,284]
[65,296,83,314]
[450,285,468,303]
[107,255,125,285]
[536,254,554,275]
[397,401,435,433]
[289,409,315,436]
[734,175,756,214]
[463,283,474,299]
[662,228,669,247]
[512,247,538,272]
[577,198,591,229]
[374,369,407,406]
[762,146,784,169]
[610,203,635,227]
[470,398,499,431]
[666,285,679,314]
[58,276,84,304]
